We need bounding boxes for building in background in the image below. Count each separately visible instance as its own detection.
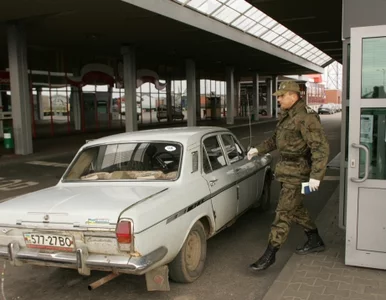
[325,89,342,104]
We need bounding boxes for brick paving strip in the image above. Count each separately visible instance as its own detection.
[262,185,386,300]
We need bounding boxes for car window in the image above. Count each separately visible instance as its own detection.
[63,142,181,181]
[202,148,212,173]
[202,136,227,173]
[192,151,199,173]
[221,134,244,163]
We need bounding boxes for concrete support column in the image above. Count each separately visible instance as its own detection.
[234,79,240,117]
[252,73,260,121]
[166,74,172,122]
[70,68,81,131]
[71,87,81,131]
[121,45,137,132]
[186,59,196,127]
[196,78,201,121]
[266,78,272,118]
[7,22,33,155]
[272,76,278,118]
[226,67,234,125]
[36,87,43,120]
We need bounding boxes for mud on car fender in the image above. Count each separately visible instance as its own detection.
[169,214,214,261]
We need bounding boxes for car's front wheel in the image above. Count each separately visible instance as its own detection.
[169,221,207,283]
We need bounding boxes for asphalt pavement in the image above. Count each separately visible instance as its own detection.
[0,113,341,300]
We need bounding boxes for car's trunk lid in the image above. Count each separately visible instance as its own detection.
[0,185,167,227]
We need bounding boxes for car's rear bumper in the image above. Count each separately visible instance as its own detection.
[0,242,167,275]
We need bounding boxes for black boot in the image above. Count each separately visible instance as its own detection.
[249,243,279,272]
[296,228,325,255]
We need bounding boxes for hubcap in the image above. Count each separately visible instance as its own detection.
[185,230,201,271]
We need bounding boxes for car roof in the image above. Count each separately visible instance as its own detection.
[84,126,230,147]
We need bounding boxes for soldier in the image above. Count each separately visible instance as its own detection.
[247,81,330,272]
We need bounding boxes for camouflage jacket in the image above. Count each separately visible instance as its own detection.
[256,99,330,184]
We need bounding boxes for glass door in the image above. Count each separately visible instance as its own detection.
[346,25,386,270]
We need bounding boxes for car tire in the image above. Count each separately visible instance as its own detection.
[169,221,207,283]
[257,173,271,212]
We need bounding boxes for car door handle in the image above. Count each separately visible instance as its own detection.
[209,179,218,186]
[235,168,242,172]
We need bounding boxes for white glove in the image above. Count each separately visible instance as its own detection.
[309,178,320,191]
[247,147,258,160]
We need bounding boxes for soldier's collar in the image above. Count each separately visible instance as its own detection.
[288,99,305,117]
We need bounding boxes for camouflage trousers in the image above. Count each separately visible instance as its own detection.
[268,183,316,248]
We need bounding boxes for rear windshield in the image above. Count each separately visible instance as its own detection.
[63,142,182,181]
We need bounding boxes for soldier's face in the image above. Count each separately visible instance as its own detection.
[278,92,298,110]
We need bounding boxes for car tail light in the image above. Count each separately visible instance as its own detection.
[116,220,132,244]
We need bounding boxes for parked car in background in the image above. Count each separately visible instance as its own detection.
[0,127,272,291]
[157,105,184,121]
[318,103,334,114]
[333,103,342,112]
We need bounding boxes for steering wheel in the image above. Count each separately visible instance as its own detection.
[152,152,175,170]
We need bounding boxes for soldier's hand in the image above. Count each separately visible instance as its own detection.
[309,178,320,191]
[247,147,258,160]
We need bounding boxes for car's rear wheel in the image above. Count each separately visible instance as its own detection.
[169,221,207,283]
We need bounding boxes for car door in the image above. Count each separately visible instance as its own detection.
[219,133,258,214]
[201,134,238,231]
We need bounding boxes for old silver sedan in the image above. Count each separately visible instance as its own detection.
[0,127,272,291]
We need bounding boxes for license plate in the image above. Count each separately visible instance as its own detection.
[23,233,74,252]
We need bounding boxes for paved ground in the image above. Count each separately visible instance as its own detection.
[0,114,342,300]
[263,185,386,300]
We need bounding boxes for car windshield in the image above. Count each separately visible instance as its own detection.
[63,142,182,181]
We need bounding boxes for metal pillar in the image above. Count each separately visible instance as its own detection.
[7,22,33,155]
[70,86,81,131]
[196,78,201,121]
[186,59,197,127]
[121,45,137,132]
[234,79,240,118]
[272,76,278,118]
[70,69,81,131]
[226,67,234,125]
[252,73,260,121]
[35,87,43,120]
[166,73,172,122]
[266,78,272,117]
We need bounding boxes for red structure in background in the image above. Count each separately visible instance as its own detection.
[306,74,323,83]
[297,74,326,108]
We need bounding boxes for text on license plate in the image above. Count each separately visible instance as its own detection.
[23,233,74,251]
